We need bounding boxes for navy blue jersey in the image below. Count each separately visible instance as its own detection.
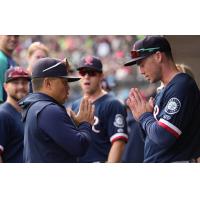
[71,93,128,162]
[122,110,144,163]
[19,93,92,163]
[139,73,200,162]
[0,102,24,162]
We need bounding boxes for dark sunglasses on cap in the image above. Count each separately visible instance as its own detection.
[79,70,100,77]
[131,47,160,59]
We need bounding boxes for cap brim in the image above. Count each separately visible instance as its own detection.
[62,76,81,82]
[77,66,102,72]
[6,77,31,83]
[124,55,146,66]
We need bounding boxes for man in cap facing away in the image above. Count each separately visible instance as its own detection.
[124,36,200,162]
[0,66,30,162]
[19,57,94,163]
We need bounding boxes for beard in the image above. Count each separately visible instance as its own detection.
[9,90,28,101]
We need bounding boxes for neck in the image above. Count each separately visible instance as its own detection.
[161,62,180,86]
[6,96,21,112]
[0,48,12,57]
[84,88,107,103]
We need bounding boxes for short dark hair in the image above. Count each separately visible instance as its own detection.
[32,78,45,92]
[163,50,174,62]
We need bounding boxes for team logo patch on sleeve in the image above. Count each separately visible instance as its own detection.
[164,98,181,115]
[113,114,125,128]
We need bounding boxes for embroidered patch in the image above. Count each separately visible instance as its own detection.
[164,98,181,115]
[117,128,124,133]
[163,114,171,120]
[114,114,125,128]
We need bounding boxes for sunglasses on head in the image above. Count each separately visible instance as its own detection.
[79,70,99,77]
[131,47,160,59]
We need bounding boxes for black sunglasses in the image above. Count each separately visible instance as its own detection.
[79,70,99,77]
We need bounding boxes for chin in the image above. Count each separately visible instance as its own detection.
[15,94,27,101]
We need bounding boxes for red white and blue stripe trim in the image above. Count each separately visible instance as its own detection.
[158,118,182,138]
[110,133,128,143]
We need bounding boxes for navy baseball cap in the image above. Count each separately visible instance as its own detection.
[5,66,30,83]
[32,57,80,82]
[124,36,172,66]
[77,56,103,72]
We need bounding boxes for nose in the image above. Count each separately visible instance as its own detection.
[16,82,28,90]
[65,82,70,91]
[139,65,145,75]
[83,74,90,79]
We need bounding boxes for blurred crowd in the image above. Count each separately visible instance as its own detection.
[14,35,158,103]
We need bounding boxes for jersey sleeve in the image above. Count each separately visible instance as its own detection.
[139,78,198,147]
[0,112,11,155]
[38,104,92,157]
[105,100,128,143]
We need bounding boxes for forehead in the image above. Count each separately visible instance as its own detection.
[32,49,48,55]
[137,54,154,66]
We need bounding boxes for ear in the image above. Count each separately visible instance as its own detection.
[3,83,8,92]
[99,73,104,81]
[154,51,162,63]
[43,78,52,89]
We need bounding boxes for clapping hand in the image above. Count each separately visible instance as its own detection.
[126,88,154,121]
[68,97,95,126]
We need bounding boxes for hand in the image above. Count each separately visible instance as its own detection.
[126,88,154,121]
[69,97,95,126]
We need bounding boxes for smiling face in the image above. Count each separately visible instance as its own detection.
[0,35,19,55]
[4,78,29,101]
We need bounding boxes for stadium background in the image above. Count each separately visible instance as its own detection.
[13,35,200,103]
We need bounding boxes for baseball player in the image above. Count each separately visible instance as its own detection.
[70,56,128,163]
[124,35,200,162]
[0,67,30,162]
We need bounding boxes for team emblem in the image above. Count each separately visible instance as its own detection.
[163,114,171,121]
[114,114,125,128]
[117,128,124,133]
[84,56,93,65]
[164,98,181,115]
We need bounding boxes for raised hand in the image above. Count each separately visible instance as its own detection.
[69,97,95,126]
[126,88,154,121]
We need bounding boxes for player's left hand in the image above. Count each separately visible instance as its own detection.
[126,88,154,121]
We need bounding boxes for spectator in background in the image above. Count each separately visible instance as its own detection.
[26,42,49,93]
[0,36,19,103]
[176,63,194,79]
[0,67,30,162]
[27,42,49,74]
